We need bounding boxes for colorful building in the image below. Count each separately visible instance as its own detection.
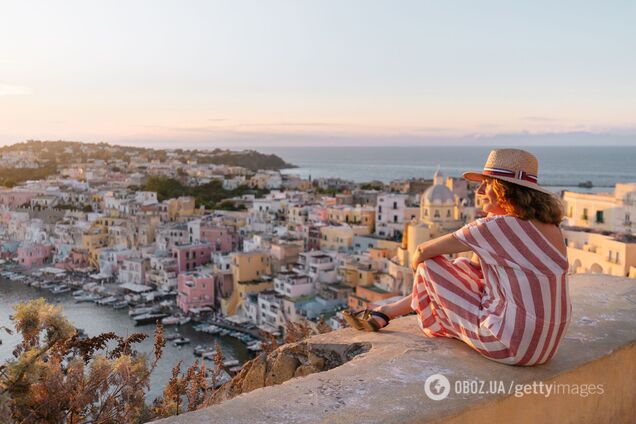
[177,271,215,313]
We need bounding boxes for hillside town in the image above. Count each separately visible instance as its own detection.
[1,142,635,355]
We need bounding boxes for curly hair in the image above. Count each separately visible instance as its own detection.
[490,178,564,225]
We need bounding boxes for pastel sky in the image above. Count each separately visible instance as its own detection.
[0,0,635,147]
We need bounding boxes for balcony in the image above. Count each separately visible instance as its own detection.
[156,274,636,424]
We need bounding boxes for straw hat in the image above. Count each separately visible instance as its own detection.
[463,148,553,195]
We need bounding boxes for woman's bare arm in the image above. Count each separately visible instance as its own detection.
[411,233,471,270]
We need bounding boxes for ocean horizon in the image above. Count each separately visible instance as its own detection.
[256,145,636,193]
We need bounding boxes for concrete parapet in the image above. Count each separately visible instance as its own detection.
[156,274,636,424]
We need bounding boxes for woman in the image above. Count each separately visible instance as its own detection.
[343,148,570,366]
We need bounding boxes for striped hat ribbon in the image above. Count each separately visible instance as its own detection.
[483,167,538,184]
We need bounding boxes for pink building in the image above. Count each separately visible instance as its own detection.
[172,243,213,273]
[55,247,89,271]
[177,272,215,313]
[17,243,53,268]
[200,224,238,253]
[0,190,36,208]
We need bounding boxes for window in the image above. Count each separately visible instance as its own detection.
[595,211,604,223]
[434,210,440,218]
[378,206,382,213]
[582,208,589,220]
[393,201,397,209]
[447,210,451,217]
[393,215,398,223]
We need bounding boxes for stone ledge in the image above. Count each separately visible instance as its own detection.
[156,274,636,424]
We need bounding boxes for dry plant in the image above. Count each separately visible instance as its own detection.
[0,298,165,423]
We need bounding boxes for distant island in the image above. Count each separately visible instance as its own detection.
[0,140,294,187]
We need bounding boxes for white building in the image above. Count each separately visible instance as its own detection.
[375,193,408,239]
[274,271,314,298]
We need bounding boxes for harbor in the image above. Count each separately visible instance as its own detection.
[0,267,262,400]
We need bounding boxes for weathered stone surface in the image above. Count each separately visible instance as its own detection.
[294,364,321,378]
[156,275,636,424]
[265,351,300,385]
[240,352,267,393]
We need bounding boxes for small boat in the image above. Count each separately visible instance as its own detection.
[173,337,191,346]
[201,349,219,360]
[51,284,71,294]
[161,316,181,326]
[41,281,57,290]
[165,332,181,341]
[74,294,96,303]
[96,296,118,305]
[247,341,263,352]
[133,313,168,326]
[129,306,159,316]
[193,345,208,356]
[222,359,239,368]
[228,365,243,374]
[219,329,230,336]
[112,300,129,309]
[72,289,86,297]
[207,326,222,335]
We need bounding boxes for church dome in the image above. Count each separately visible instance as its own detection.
[422,184,455,205]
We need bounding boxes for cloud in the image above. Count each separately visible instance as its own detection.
[0,83,32,96]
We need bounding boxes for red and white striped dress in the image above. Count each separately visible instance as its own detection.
[410,215,571,366]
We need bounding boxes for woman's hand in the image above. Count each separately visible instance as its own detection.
[411,245,426,272]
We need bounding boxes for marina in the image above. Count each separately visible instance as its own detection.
[0,268,260,400]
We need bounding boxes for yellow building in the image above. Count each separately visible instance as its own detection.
[167,196,197,221]
[563,183,636,233]
[326,205,376,232]
[338,262,376,287]
[221,251,273,316]
[320,225,371,252]
[564,229,636,277]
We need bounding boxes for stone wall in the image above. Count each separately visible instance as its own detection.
[156,274,636,424]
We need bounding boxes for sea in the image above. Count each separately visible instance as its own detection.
[258,145,636,193]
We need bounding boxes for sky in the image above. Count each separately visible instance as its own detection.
[0,0,635,148]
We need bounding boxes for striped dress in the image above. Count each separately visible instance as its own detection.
[410,215,571,366]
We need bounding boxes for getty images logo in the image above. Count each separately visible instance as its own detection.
[424,373,451,401]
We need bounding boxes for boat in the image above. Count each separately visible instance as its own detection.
[96,296,118,305]
[228,365,243,374]
[133,313,168,326]
[173,337,191,346]
[112,300,129,309]
[219,329,230,336]
[193,345,209,356]
[51,284,71,294]
[40,281,57,290]
[222,359,239,368]
[161,316,182,326]
[128,306,159,316]
[247,341,263,352]
[74,294,96,303]
[165,332,181,341]
[72,289,86,297]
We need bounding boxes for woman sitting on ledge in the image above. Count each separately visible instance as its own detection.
[344,149,571,366]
